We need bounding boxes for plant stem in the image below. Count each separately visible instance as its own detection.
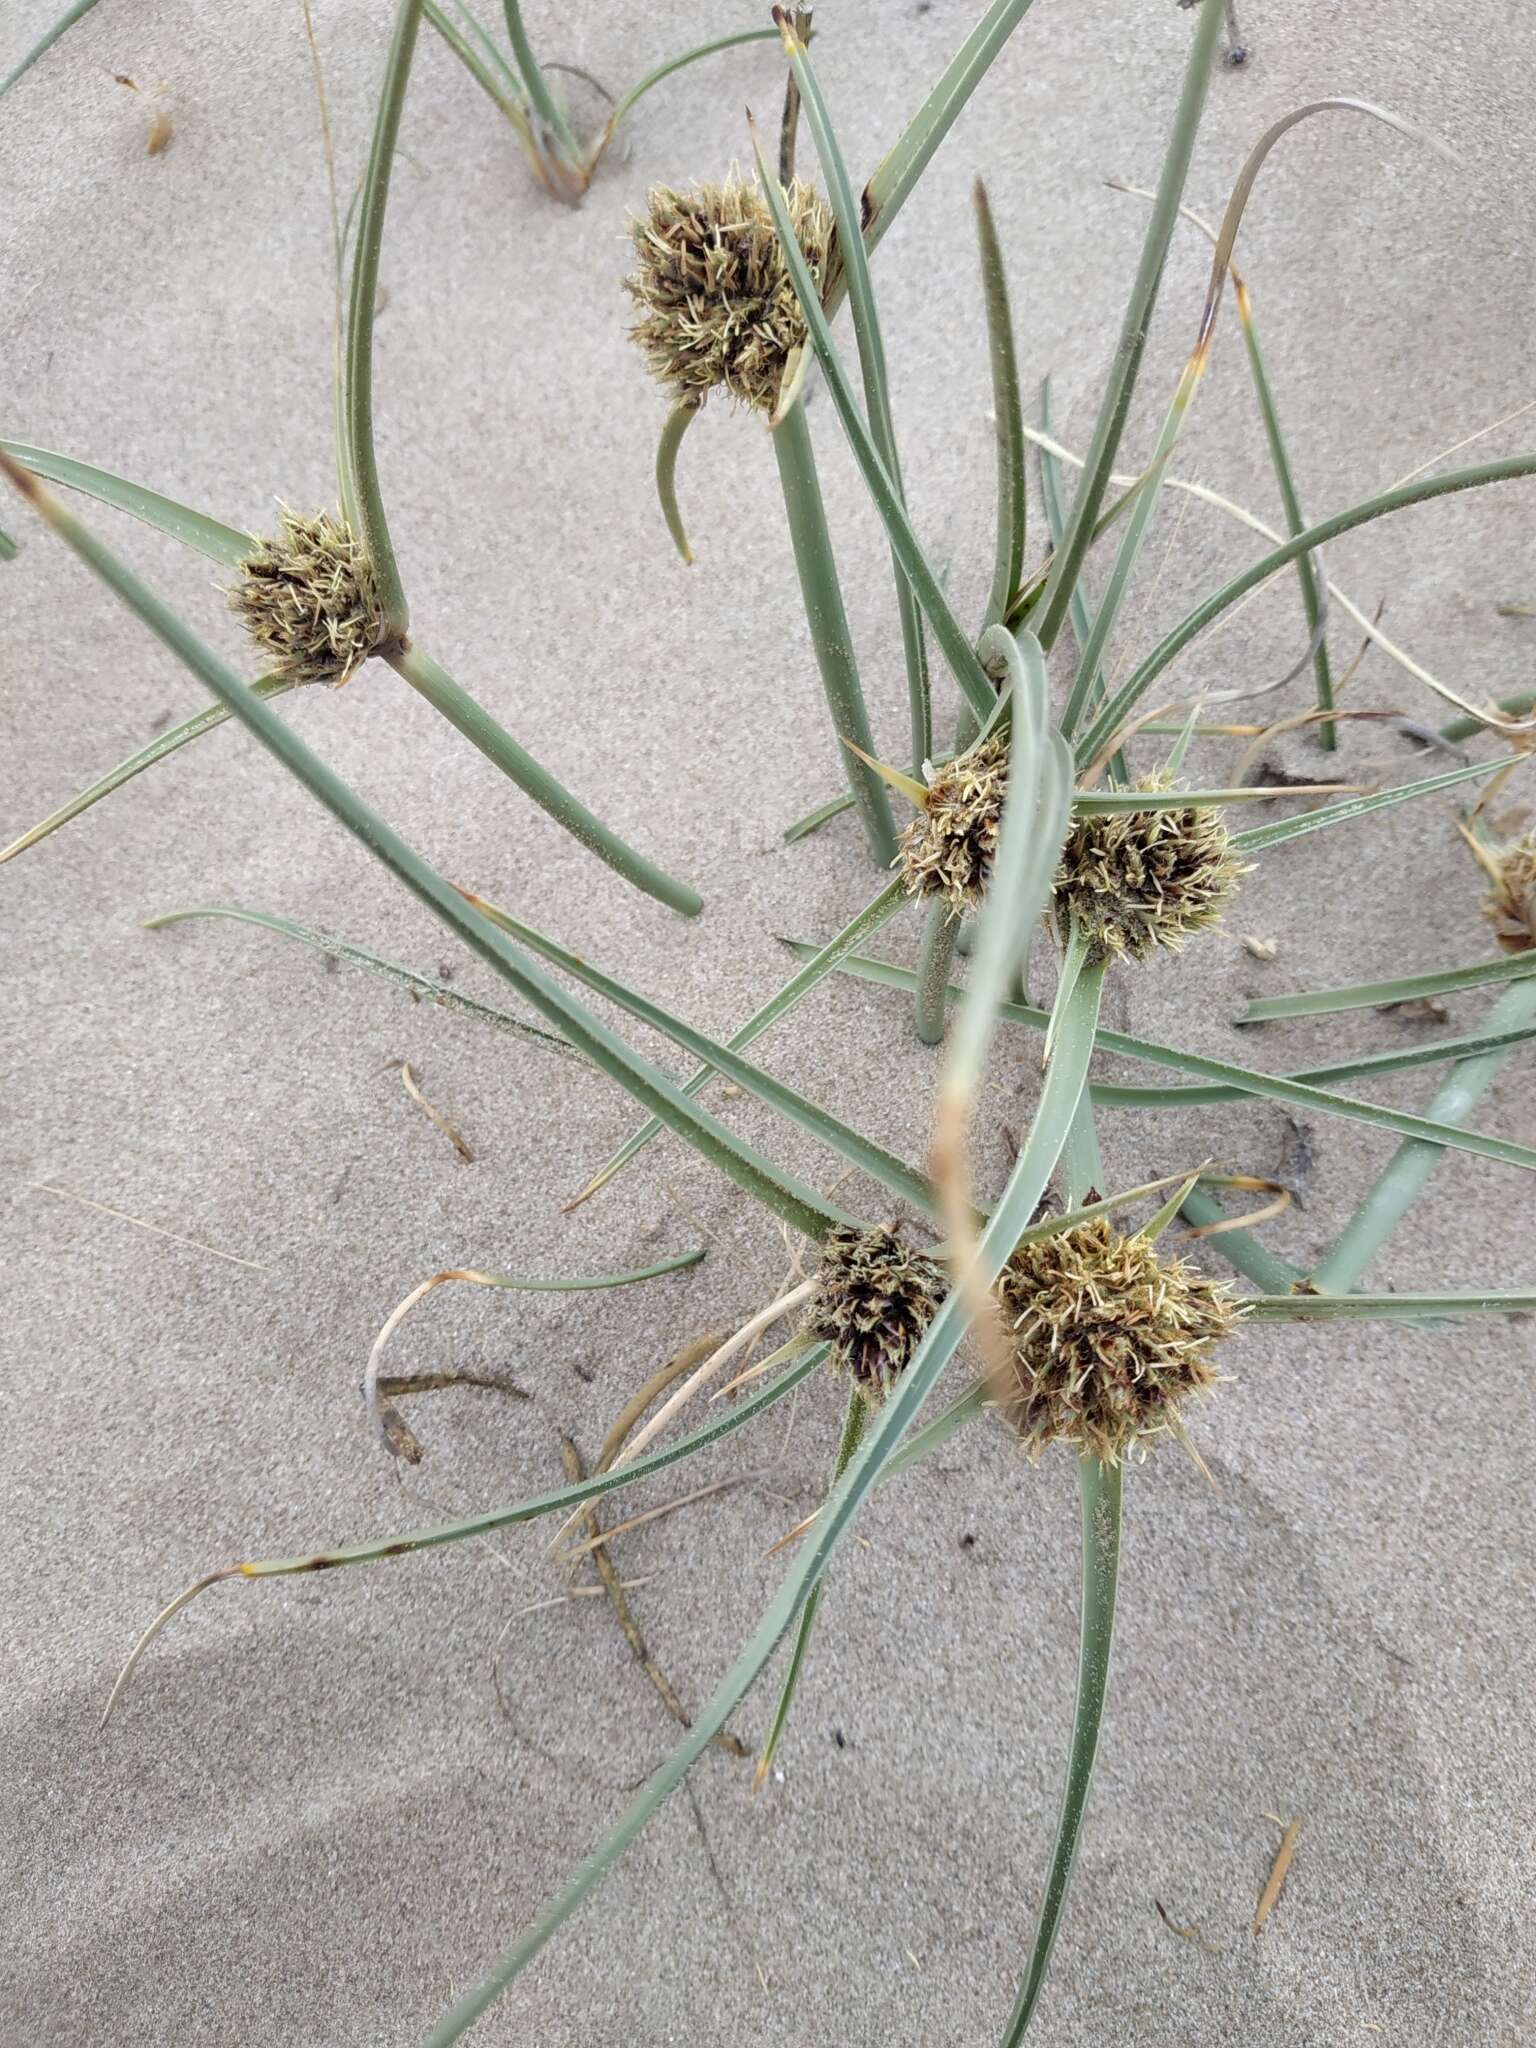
[1032,0,1224,655]
[999,1454,1122,2046]
[1309,974,1536,1293]
[344,0,422,640]
[654,401,699,564]
[388,642,702,916]
[754,1384,867,1788]
[771,397,898,866]
[916,902,961,1045]
[1236,286,1335,746]
[501,0,580,163]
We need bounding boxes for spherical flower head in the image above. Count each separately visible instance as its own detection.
[1053,776,1244,962]
[229,507,387,685]
[897,735,1010,918]
[995,1214,1245,1464]
[624,177,833,415]
[1483,829,1536,953]
[807,1224,948,1408]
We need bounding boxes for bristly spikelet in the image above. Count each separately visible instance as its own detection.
[1053,776,1244,962]
[624,177,833,415]
[808,1224,948,1407]
[897,736,1010,917]
[1482,829,1536,953]
[229,507,388,685]
[995,1215,1245,1464]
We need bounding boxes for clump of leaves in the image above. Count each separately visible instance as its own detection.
[994,1212,1244,1463]
[808,1222,949,1406]
[228,506,388,684]
[1053,777,1245,962]
[626,176,832,415]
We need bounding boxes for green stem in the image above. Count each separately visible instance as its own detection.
[344,0,422,639]
[1310,974,1536,1293]
[1440,690,1536,743]
[388,642,701,916]
[0,0,102,98]
[424,1,531,124]
[1075,454,1536,771]
[754,1387,869,1787]
[1237,297,1335,746]
[1032,0,1224,655]
[1001,1451,1122,2045]
[916,902,962,1045]
[783,27,931,770]
[501,0,580,162]
[771,398,898,866]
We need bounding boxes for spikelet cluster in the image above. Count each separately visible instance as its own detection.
[1052,777,1243,961]
[229,507,387,685]
[808,1224,948,1408]
[624,178,832,415]
[994,1215,1244,1464]
[896,737,1009,917]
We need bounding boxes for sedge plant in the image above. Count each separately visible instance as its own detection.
[7,3,1536,2044]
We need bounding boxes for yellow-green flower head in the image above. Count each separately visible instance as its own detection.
[229,506,387,685]
[624,177,833,415]
[995,1214,1245,1464]
[896,735,1010,918]
[1054,776,1244,962]
[1483,829,1536,954]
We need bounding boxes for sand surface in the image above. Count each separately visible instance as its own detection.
[4,2,1534,2043]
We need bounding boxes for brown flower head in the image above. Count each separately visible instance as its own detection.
[624,177,832,415]
[994,1214,1245,1464]
[808,1224,948,1408]
[1053,777,1244,962]
[897,735,1010,917]
[229,507,387,685]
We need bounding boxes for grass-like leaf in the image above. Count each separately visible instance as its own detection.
[1058,97,1432,738]
[596,26,780,161]
[140,904,579,1060]
[976,180,1026,631]
[999,1457,1121,2045]
[1031,0,1224,657]
[0,0,103,98]
[570,876,906,1208]
[1246,1289,1536,1321]
[460,886,943,1219]
[782,17,932,770]
[1074,455,1536,770]
[343,0,422,637]
[0,441,251,565]
[1309,975,1536,1293]
[106,1345,827,1720]
[1091,1017,1536,1107]
[782,790,855,843]
[654,401,699,565]
[771,395,899,864]
[1240,952,1536,1023]
[753,1385,867,1792]
[0,679,297,868]
[753,120,997,725]
[854,0,1040,272]
[1229,754,1516,854]
[781,943,1536,1177]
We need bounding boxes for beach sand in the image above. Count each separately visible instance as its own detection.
[3,2,1533,2043]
